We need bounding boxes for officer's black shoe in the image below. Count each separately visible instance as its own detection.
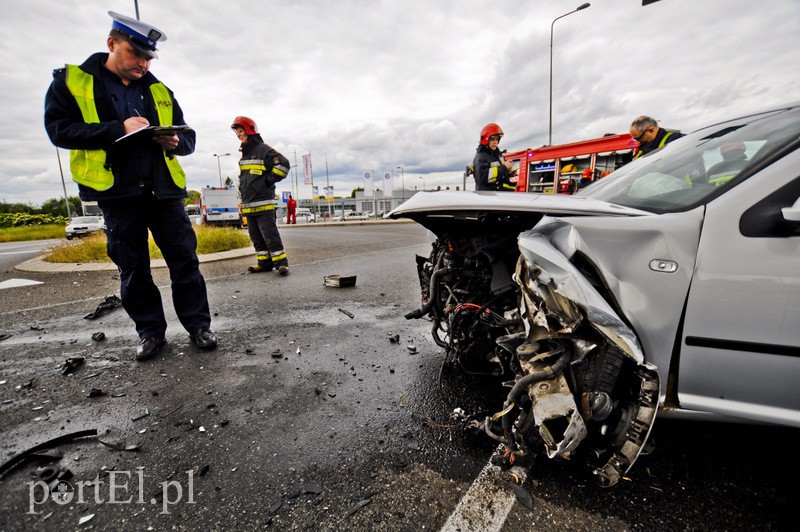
[136,337,166,361]
[190,328,218,350]
[278,265,289,276]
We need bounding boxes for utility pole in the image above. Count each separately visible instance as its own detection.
[325,152,332,219]
[55,147,72,218]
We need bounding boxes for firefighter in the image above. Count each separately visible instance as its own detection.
[44,11,217,361]
[630,116,684,159]
[471,123,517,191]
[231,116,291,275]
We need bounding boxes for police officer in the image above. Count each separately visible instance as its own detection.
[44,11,217,361]
[630,116,684,160]
[472,123,516,191]
[231,116,291,275]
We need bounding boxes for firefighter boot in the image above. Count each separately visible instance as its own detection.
[248,259,274,273]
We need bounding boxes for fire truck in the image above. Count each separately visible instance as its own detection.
[504,133,639,194]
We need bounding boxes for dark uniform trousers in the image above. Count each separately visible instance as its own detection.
[247,210,288,268]
[99,194,211,339]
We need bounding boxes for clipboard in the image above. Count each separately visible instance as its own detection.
[114,125,193,144]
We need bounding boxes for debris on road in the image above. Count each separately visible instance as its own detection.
[86,388,106,398]
[59,357,85,375]
[98,439,140,452]
[15,379,35,391]
[131,409,150,422]
[83,295,121,320]
[0,333,12,342]
[78,514,95,525]
[338,308,355,319]
[271,350,283,358]
[324,275,357,288]
[345,498,372,518]
[406,344,418,354]
[388,334,400,344]
[91,332,105,342]
[0,429,98,479]
[509,482,534,510]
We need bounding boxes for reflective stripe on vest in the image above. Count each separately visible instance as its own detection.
[64,65,186,191]
[634,130,674,160]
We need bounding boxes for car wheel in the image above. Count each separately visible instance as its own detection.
[66,235,73,240]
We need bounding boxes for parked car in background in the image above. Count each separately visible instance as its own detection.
[296,208,316,223]
[344,211,369,221]
[65,216,104,240]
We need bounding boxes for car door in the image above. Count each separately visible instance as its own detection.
[678,149,800,427]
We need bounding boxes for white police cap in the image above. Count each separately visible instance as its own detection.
[108,11,167,59]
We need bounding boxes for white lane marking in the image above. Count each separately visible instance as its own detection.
[440,451,528,532]
[0,250,47,255]
[0,278,44,290]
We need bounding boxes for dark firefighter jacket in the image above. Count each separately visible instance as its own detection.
[472,144,515,191]
[237,135,290,216]
[44,52,195,201]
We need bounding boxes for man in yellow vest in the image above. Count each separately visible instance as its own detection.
[44,11,217,361]
[630,115,684,160]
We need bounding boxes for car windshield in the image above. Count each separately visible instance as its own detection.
[577,105,800,213]
[70,217,100,224]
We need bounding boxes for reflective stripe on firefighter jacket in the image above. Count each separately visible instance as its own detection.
[64,65,186,191]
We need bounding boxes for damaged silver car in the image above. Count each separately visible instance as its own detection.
[390,104,800,487]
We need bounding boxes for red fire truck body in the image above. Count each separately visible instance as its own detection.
[505,133,639,194]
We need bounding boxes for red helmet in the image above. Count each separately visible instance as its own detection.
[231,116,258,135]
[480,123,504,145]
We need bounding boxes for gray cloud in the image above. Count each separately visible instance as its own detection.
[2,0,799,204]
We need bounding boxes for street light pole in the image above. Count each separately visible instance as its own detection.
[213,153,231,187]
[549,2,590,146]
[395,166,404,204]
[419,176,425,191]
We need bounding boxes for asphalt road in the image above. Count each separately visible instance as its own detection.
[0,223,797,531]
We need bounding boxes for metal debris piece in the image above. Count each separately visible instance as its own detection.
[15,379,34,391]
[30,325,44,331]
[60,357,85,375]
[87,389,106,398]
[0,429,98,479]
[509,483,534,510]
[345,498,372,518]
[269,500,283,514]
[406,345,418,354]
[0,333,12,342]
[78,514,95,525]
[82,372,102,380]
[388,334,400,344]
[245,348,255,355]
[270,350,283,358]
[83,295,122,320]
[91,332,105,342]
[324,275,357,288]
[98,439,140,452]
[132,409,150,422]
[303,484,323,495]
[338,308,355,319]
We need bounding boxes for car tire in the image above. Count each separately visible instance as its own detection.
[66,235,73,240]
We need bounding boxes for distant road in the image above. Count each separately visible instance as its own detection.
[0,239,58,281]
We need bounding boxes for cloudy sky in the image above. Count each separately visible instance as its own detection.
[2,0,799,206]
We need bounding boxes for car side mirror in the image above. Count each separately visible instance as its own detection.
[781,197,800,222]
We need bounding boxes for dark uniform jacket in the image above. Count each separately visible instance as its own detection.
[472,144,514,191]
[633,127,683,159]
[238,135,290,216]
[44,52,195,201]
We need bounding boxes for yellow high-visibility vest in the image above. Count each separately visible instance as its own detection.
[64,65,186,191]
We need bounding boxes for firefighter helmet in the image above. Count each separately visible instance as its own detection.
[231,116,258,135]
[480,123,504,145]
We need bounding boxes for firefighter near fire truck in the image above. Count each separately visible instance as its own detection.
[231,116,290,275]
[470,123,517,191]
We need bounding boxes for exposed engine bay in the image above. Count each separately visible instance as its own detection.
[404,210,658,487]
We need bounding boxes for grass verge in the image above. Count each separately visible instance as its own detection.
[0,224,65,243]
[43,225,251,263]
